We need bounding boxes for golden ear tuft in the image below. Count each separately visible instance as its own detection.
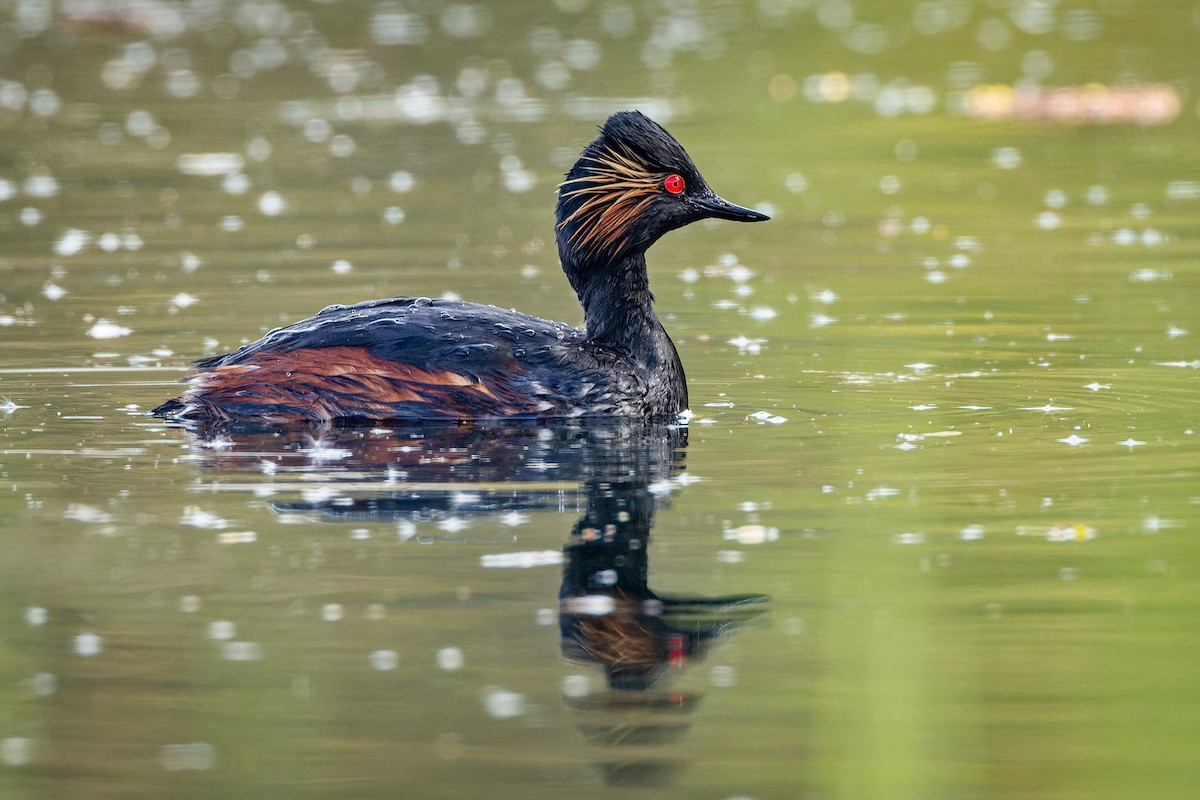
[558,143,662,257]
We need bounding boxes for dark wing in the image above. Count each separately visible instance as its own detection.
[160,297,646,423]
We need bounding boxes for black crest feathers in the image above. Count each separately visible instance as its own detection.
[556,111,702,263]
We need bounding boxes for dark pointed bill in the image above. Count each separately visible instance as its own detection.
[695,192,770,223]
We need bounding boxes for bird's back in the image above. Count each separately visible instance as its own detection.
[157,297,648,423]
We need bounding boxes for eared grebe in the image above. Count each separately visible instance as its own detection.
[154,111,768,424]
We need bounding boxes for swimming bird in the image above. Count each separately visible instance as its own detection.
[154,111,768,424]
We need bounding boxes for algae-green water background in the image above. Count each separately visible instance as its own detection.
[1,1,1198,798]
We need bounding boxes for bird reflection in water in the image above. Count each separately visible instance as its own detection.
[173,419,768,787]
[558,449,768,787]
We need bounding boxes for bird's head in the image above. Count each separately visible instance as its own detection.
[555,111,768,270]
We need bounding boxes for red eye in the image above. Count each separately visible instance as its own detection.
[663,174,685,195]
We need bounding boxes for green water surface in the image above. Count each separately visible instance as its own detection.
[1,2,1198,798]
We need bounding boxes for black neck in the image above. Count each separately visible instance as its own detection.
[565,251,688,415]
